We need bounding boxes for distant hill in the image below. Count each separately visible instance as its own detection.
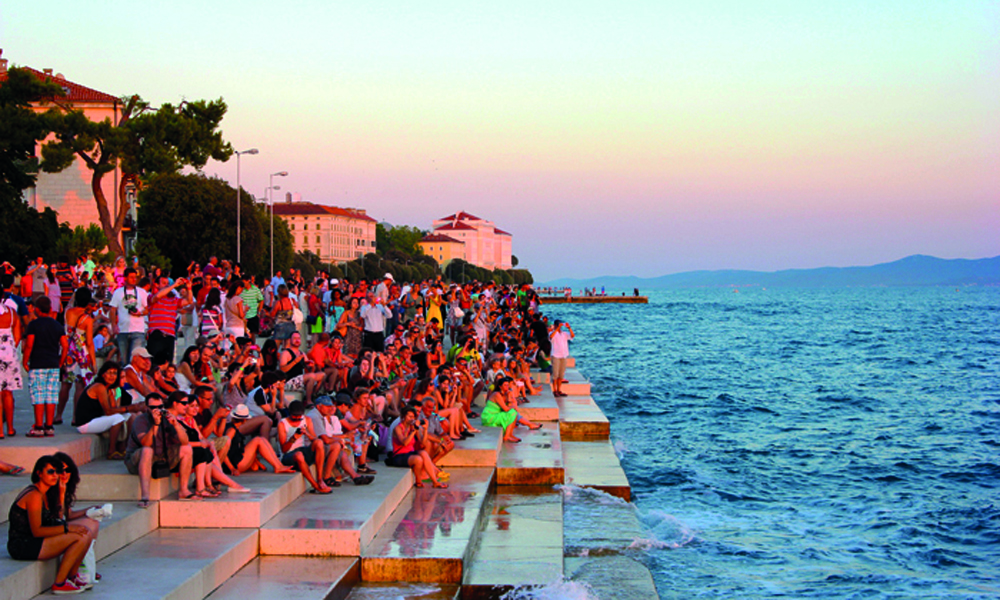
[542,255,1000,289]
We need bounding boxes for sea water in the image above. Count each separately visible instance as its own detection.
[545,287,999,599]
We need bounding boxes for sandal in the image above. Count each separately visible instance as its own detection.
[323,478,342,487]
[138,499,150,509]
[308,487,332,495]
[414,481,425,488]
[26,427,45,438]
[357,465,377,475]
[433,481,449,489]
[3,466,25,476]
[178,492,202,501]
[198,489,220,498]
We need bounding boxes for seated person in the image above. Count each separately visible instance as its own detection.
[278,401,332,494]
[6,455,95,594]
[307,396,373,486]
[73,361,145,459]
[123,393,198,507]
[417,397,455,463]
[50,452,102,587]
[221,404,294,475]
[385,406,447,488]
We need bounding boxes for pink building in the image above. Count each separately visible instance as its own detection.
[272,200,378,264]
[429,211,512,270]
[0,51,122,231]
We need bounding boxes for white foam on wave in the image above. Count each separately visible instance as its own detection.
[500,578,600,600]
[559,484,697,551]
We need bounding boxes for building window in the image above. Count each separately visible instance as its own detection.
[316,235,320,243]
[291,224,295,230]
[304,224,308,230]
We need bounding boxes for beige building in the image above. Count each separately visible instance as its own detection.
[0,51,122,231]
[418,233,466,267]
[272,200,377,263]
[429,211,513,270]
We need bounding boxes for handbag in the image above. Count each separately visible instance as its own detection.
[292,307,304,325]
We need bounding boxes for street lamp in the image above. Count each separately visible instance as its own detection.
[235,148,258,264]
[269,171,288,277]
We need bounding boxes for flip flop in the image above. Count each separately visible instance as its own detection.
[433,481,449,489]
[4,466,25,476]
[414,481,425,488]
[178,492,202,501]
[26,427,45,438]
[308,488,333,495]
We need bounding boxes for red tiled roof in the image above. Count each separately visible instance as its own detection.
[0,66,118,104]
[434,222,476,231]
[420,234,464,244]
[272,202,377,222]
[438,211,483,222]
[493,228,512,236]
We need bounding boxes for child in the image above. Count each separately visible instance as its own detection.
[22,296,68,437]
[93,325,116,360]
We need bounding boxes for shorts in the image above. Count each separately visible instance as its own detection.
[285,375,305,391]
[28,369,61,405]
[281,446,316,467]
[125,445,181,476]
[273,322,296,341]
[7,537,43,561]
[386,451,417,468]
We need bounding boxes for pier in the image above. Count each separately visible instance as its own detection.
[0,360,657,599]
[539,296,649,304]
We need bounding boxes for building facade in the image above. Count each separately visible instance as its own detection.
[271,200,377,263]
[417,233,466,267]
[427,211,512,270]
[0,51,121,231]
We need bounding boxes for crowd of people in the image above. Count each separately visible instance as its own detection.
[0,253,574,594]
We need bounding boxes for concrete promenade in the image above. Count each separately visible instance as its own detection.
[0,359,658,599]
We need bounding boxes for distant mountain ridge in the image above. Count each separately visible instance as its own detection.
[542,255,1000,289]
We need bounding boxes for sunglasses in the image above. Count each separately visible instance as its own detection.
[148,405,164,410]
[288,416,304,422]
[175,399,192,405]
[44,468,65,475]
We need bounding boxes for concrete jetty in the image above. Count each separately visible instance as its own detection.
[0,361,658,600]
[540,296,648,304]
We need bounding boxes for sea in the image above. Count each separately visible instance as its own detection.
[543,287,999,599]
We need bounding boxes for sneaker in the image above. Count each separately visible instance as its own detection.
[71,574,94,590]
[51,579,84,594]
[357,465,377,475]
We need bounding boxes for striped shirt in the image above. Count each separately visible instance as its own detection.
[148,295,181,336]
[241,286,264,319]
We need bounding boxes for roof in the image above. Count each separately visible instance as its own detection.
[0,66,118,104]
[420,234,464,244]
[438,211,484,222]
[493,228,512,236]
[434,222,476,231]
[272,202,377,222]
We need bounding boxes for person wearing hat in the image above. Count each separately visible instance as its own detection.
[121,347,156,407]
[374,273,393,304]
[306,396,373,486]
[220,404,295,476]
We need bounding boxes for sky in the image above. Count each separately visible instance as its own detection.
[4,1,998,281]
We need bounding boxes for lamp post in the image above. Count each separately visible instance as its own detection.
[235,148,258,264]
[269,171,288,277]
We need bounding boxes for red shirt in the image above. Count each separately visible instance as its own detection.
[148,295,182,336]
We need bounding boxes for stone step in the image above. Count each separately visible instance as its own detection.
[35,528,260,600]
[541,372,591,397]
[205,556,359,600]
[562,440,631,501]
[75,459,179,502]
[0,430,105,476]
[514,391,559,423]
[2,501,157,600]
[462,489,563,599]
[159,473,306,529]
[361,468,494,584]
[556,395,610,439]
[436,424,502,468]
[260,467,411,556]
[345,582,461,599]
[496,423,564,486]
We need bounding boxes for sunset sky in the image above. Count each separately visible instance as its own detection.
[4,1,998,280]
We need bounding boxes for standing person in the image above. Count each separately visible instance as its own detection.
[109,268,149,361]
[336,297,364,359]
[360,296,391,352]
[146,276,193,366]
[548,320,574,397]
[224,280,248,340]
[55,288,97,426]
[0,280,24,438]
[26,257,47,302]
[240,276,264,338]
[23,297,68,438]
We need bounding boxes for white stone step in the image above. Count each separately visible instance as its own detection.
[260,467,411,556]
[159,473,305,529]
[496,423,564,486]
[75,459,178,502]
[37,528,260,600]
[205,556,359,600]
[361,468,494,584]
[1,501,157,600]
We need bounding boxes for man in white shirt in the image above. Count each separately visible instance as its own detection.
[109,267,150,361]
[307,396,373,486]
[359,296,392,351]
[549,319,574,397]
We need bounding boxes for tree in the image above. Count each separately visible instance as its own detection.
[55,224,107,261]
[511,255,519,268]
[137,173,292,277]
[0,67,68,269]
[41,95,233,257]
